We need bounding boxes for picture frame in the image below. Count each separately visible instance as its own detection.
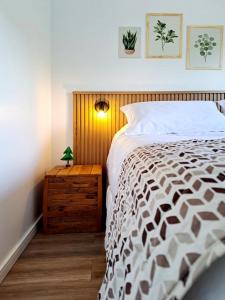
[118,27,141,58]
[146,13,183,59]
[186,25,224,70]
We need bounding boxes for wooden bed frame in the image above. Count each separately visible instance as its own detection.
[73,91,225,169]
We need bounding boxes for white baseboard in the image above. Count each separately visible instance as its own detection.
[0,214,42,283]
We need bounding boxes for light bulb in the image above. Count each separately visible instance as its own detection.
[98,110,106,118]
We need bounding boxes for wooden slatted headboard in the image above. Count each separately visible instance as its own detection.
[73,91,225,169]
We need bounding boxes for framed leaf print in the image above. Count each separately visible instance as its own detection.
[146,13,183,58]
[118,27,141,58]
[186,26,224,70]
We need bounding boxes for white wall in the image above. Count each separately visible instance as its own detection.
[51,0,225,165]
[0,0,51,271]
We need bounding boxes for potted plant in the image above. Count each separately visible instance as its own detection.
[122,30,137,55]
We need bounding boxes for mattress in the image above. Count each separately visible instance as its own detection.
[100,129,225,300]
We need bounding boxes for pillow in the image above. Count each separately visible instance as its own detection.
[120,101,225,136]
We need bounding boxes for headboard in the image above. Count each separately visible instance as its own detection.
[73,91,225,169]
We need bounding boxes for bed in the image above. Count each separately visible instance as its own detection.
[98,100,225,300]
[72,91,225,300]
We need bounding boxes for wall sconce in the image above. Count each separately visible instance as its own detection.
[94,98,109,118]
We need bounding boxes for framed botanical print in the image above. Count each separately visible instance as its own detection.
[186,25,224,70]
[118,27,141,58]
[146,13,183,58]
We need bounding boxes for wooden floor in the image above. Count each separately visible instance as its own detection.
[0,232,106,300]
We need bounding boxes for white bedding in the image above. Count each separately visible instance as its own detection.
[107,127,225,199]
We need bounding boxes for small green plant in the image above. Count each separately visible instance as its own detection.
[194,34,217,62]
[61,146,73,167]
[122,30,137,54]
[154,20,178,52]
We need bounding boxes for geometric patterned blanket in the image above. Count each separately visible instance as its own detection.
[99,139,225,300]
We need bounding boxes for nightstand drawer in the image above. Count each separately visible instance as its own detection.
[47,195,97,206]
[47,203,97,216]
[48,189,98,200]
[47,205,98,233]
[48,176,98,188]
[47,219,98,233]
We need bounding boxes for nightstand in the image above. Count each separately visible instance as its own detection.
[43,165,102,234]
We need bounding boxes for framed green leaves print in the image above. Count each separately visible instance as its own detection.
[186,26,224,70]
[146,13,183,58]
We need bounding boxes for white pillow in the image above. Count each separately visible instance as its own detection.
[120,101,225,136]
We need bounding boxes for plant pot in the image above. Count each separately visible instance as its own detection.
[125,49,135,55]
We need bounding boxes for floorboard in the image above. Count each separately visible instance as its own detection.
[0,232,106,300]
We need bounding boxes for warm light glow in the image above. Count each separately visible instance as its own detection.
[97,110,106,118]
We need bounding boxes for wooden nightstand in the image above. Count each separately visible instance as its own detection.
[43,165,102,234]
